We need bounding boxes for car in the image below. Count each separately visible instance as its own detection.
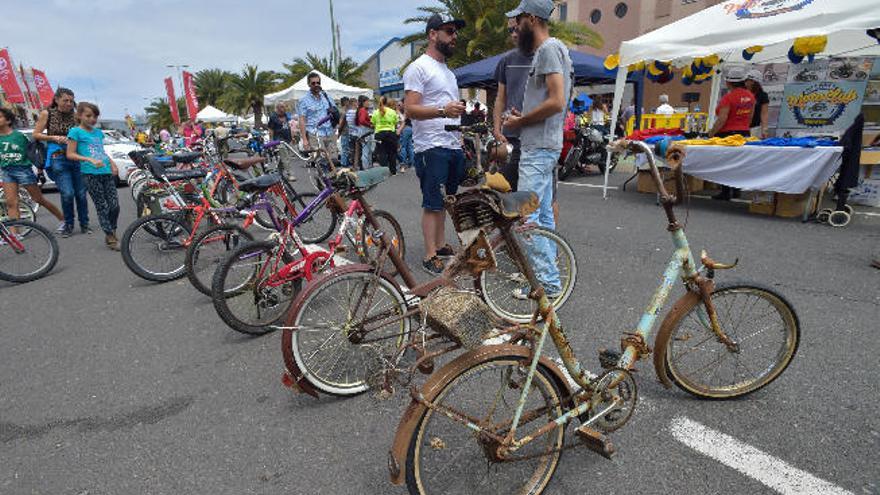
[18,128,137,188]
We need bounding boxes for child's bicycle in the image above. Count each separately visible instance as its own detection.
[386,139,801,494]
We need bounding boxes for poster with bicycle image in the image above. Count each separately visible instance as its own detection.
[827,58,872,81]
[786,60,828,84]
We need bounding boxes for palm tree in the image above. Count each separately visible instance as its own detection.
[144,97,187,131]
[400,0,602,68]
[194,69,233,109]
[278,52,368,89]
[222,64,278,129]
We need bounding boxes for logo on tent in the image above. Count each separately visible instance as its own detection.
[787,82,858,127]
[725,0,814,20]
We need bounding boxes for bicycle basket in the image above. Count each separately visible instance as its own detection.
[420,286,503,349]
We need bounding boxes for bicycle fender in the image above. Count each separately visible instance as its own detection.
[388,344,574,486]
[652,290,701,389]
[279,264,404,398]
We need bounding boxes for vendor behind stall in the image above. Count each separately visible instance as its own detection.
[710,66,756,201]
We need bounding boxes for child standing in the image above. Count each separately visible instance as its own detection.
[0,108,66,226]
[65,102,121,250]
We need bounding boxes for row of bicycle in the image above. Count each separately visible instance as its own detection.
[113,136,801,495]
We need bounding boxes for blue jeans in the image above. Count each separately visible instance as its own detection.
[340,133,352,167]
[50,156,89,228]
[398,126,413,166]
[518,149,560,293]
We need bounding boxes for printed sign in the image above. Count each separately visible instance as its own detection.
[778,80,867,132]
[827,58,872,81]
[786,59,827,84]
[724,0,815,20]
[760,63,789,87]
[379,68,402,88]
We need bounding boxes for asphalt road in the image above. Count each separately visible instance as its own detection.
[1,167,878,495]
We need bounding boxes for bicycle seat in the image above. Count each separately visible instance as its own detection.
[171,151,202,164]
[498,191,539,219]
[224,156,266,170]
[238,173,281,193]
[264,140,281,149]
[128,149,152,167]
[164,168,208,181]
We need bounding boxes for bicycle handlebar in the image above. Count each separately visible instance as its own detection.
[444,123,489,134]
[608,139,683,204]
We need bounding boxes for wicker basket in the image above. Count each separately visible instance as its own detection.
[420,287,502,349]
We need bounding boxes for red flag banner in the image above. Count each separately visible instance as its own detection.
[182,70,199,120]
[164,77,180,125]
[0,49,25,104]
[19,64,39,110]
[31,69,54,108]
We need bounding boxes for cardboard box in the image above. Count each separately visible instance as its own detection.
[636,170,703,194]
[775,192,815,218]
[749,191,776,216]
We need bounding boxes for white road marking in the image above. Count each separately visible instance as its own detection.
[670,416,854,495]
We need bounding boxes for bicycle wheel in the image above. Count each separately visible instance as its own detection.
[291,191,337,244]
[0,200,37,236]
[0,220,59,283]
[288,269,409,396]
[476,226,577,323]
[211,240,301,335]
[185,223,255,296]
[359,209,406,273]
[121,213,191,282]
[662,282,800,399]
[405,357,564,495]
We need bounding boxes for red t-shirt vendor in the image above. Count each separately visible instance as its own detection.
[710,66,756,138]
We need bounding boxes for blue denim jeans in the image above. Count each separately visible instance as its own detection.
[339,133,352,168]
[50,156,89,228]
[398,126,413,166]
[518,149,560,293]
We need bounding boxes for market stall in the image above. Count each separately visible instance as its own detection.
[196,105,238,123]
[602,0,880,201]
[263,70,372,106]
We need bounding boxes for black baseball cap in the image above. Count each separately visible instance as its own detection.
[425,13,466,34]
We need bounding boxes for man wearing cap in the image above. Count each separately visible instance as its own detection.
[492,15,534,191]
[403,13,468,275]
[710,66,756,200]
[745,69,770,139]
[502,0,572,300]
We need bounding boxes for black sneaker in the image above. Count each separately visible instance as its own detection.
[59,225,74,238]
[436,244,455,257]
[81,224,93,235]
[421,256,444,275]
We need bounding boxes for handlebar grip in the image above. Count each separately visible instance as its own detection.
[444,125,461,132]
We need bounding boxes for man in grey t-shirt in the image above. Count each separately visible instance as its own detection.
[492,16,533,191]
[502,0,572,299]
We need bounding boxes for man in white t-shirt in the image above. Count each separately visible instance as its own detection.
[403,13,467,275]
[656,94,675,115]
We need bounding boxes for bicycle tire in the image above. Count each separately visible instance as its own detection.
[405,356,564,495]
[121,213,191,282]
[660,282,800,399]
[0,200,37,235]
[359,209,406,275]
[286,269,409,396]
[0,220,59,283]
[291,191,338,245]
[210,240,301,335]
[475,226,577,323]
[185,223,255,296]
[559,146,580,180]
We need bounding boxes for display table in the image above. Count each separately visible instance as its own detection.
[680,145,843,194]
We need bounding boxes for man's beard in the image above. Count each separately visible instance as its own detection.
[437,40,455,58]
[517,24,535,53]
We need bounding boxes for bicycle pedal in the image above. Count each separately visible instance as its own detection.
[598,348,621,369]
[575,425,616,459]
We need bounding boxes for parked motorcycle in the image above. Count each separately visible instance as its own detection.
[559,124,617,180]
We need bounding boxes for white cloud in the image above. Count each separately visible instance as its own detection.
[4,0,437,118]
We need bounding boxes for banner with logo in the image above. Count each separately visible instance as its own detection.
[164,77,180,125]
[778,80,867,134]
[31,69,54,107]
[0,49,25,104]
[182,70,199,120]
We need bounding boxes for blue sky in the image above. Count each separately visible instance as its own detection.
[4,0,433,119]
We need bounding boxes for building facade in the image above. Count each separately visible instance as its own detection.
[557,0,726,113]
[362,38,426,99]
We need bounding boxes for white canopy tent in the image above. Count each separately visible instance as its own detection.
[604,0,880,196]
[263,70,373,106]
[196,105,238,123]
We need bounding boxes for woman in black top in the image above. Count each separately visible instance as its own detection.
[746,69,770,139]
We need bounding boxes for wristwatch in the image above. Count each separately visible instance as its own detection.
[438,107,447,118]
